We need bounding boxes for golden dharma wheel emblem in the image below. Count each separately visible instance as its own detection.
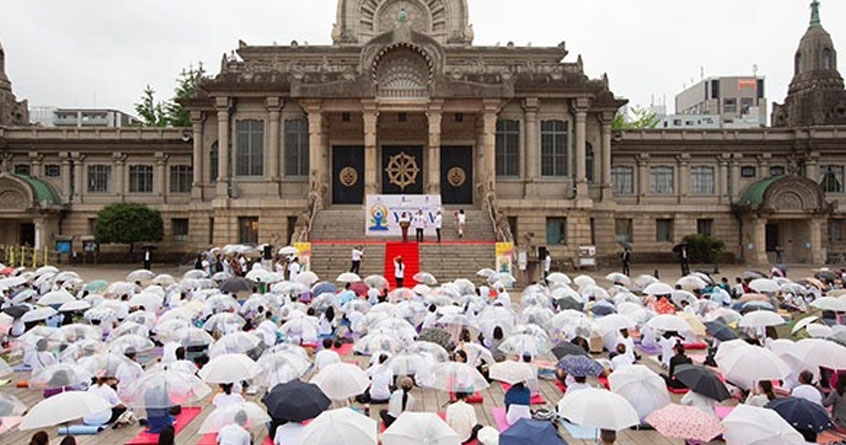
[447,167,466,187]
[385,152,420,189]
[339,167,359,187]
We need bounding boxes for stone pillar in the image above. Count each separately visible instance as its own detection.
[636,153,649,204]
[600,112,613,201]
[718,154,729,205]
[730,154,742,203]
[810,217,824,264]
[60,154,72,204]
[266,97,283,183]
[805,152,820,182]
[751,218,769,265]
[215,97,230,197]
[113,152,126,202]
[362,101,379,196]
[29,153,43,178]
[572,99,590,200]
[72,153,85,203]
[481,100,499,194]
[190,111,205,200]
[155,152,168,203]
[33,218,43,250]
[427,102,443,194]
[758,153,771,177]
[305,101,328,206]
[523,98,539,183]
[677,153,690,203]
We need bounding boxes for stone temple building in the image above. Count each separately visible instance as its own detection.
[0,0,845,277]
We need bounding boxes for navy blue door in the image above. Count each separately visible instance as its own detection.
[332,146,364,204]
[440,146,473,204]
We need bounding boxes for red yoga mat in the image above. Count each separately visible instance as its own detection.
[124,407,202,445]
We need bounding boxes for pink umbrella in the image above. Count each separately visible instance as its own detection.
[645,404,725,442]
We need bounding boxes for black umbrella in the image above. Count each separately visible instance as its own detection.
[815,271,838,284]
[418,327,452,351]
[766,397,834,433]
[742,271,767,281]
[2,305,28,319]
[554,297,583,312]
[551,342,589,360]
[263,380,331,422]
[220,277,256,294]
[590,303,617,316]
[673,364,732,401]
[704,321,738,342]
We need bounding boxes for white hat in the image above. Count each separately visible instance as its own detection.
[477,426,499,445]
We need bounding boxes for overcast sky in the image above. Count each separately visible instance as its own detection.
[1,0,843,119]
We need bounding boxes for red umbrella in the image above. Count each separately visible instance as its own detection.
[349,282,368,297]
[645,404,724,442]
[0,267,15,276]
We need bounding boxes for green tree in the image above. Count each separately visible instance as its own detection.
[94,203,164,252]
[612,105,660,129]
[682,233,725,264]
[134,63,205,128]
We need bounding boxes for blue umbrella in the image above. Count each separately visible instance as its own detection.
[590,301,617,316]
[311,282,337,297]
[557,355,604,377]
[500,418,568,445]
[766,397,834,433]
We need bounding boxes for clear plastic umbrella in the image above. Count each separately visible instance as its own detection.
[413,272,438,286]
[208,332,262,357]
[299,408,377,445]
[198,353,261,384]
[203,312,246,333]
[311,363,370,400]
[383,412,460,445]
[255,351,311,388]
[49,324,101,344]
[126,269,155,283]
[166,326,215,347]
[427,362,490,393]
[0,392,26,417]
[120,368,212,409]
[353,333,410,355]
[198,402,270,434]
[19,391,110,431]
[78,352,132,378]
[109,321,149,339]
[608,364,671,421]
[108,334,155,354]
[557,387,639,431]
[29,363,94,388]
[22,307,57,323]
[36,290,75,306]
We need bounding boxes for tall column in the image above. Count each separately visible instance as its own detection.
[266,98,283,183]
[60,154,72,203]
[427,101,443,195]
[730,154,742,203]
[718,154,729,205]
[523,98,539,183]
[215,97,230,197]
[600,112,613,202]
[72,153,85,204]
[29,153,43,178]
[572,99,590,199]
[113,152,126,202]
[752,218,768,265]
[805,152,819,181]
[677,153,690,203]
[481,100,499,194]
[636,154,649,205]
[810,218,824,264]
[362,101,379,196]
[190,111,205,200]
[155,152,169,203]
[33,218,43,249]
[758,153,771,177]
[305,100,328,206]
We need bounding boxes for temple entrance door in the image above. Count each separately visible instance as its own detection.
[766,223,780,252]
[440,146,473,204]
[19,222,35,247]
[332,146,365,204]
[382,146,423,195]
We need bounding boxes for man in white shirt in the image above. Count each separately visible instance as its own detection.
[257,312,278,348]
[287,258,300,283]
[610,343,634,370]
[792,370,823,405]
[84,378,126,425]
[350,246,364,275]
[116,348,144,395]
[315,338,341,370]
[434,211,443,243]
[394,256,405,288]
[616,328,637,362]
[544,253,552,285]
[446,393,479,443]
[217,410,252,445]
[362,355,393,403]
[413,210,426,243]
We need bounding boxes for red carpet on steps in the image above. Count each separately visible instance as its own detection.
[384,242,419,289]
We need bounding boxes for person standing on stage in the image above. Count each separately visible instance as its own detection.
[350,245,364,275]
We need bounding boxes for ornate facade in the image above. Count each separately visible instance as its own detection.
[1,0,845,267]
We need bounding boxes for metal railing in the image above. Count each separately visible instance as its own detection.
[0,245,55,268]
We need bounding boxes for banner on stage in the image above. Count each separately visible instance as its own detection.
[293,242,312,271]
[365,195,443,237]
[495,242,514,275]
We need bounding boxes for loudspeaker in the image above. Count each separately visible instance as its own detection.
[538,246,548,259]
[263,245,273,260]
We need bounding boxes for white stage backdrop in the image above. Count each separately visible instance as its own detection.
[365,195,443,237]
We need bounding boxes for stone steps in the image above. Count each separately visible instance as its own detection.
[309,243,386,282]
[419,244,497,284]
[310,207,496,242]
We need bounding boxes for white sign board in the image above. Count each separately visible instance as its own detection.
[365,195,443,237]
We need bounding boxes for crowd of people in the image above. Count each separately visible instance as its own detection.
[0,250,845,444]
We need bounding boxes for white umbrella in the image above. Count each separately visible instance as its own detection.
[790,315,819,334]
[547,272,571,285]
[810,297,846,312]
[428,362,490,393]
[476,268,497,279]
[608,364,671,422]
[21,306,57,323]
[296,271,320,286]
[722,404,805,445]
[126,269,155,283]
[557,387,639,431]
[278,246,300,256]
[605,272,631,287]
[198,353,261,384]
[58,300,91,312]
[311,363,370,400]
[36,289,75,306]
[197,402,270,434]
[646,314,692,333]
[151,274,176,286]
[245,269,280,283]
[716,345,790,390]
[413,272,438,286]
[497,333,551,357]
[676,275,707,291]
[121,368,211,409]
[748,278,780,294]
[19,391,111,431]
[127,292,163,312]
[383,412,461,445]
[183,269,207,280]
[806,324,833,338]
[738,311,785,328]
[643,282,674,296]
[792,338,846,370]
[488,361,535,385]
[572,275,596,289]
[300,408,377,445]
[336,272,362,283]
[595,314,637,332]
[364,274,389,289]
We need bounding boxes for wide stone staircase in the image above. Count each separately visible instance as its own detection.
[419,243,497,284]
[309,243,386,282]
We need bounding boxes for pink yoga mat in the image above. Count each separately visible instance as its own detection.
[124,407,202,445]
[491,407,511,433]
[332,343,354,356]
[715,406,734,420]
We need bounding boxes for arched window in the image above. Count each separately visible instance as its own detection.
[586,143,595,183]
[210,141,219,183]
[823,48,834,70]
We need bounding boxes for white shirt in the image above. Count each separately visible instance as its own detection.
[288,262,300,282]
[213,392,246,409]
[351,249,364,261]
[274,422,306,445]
[368,366,393,401]
[162,341,180,364]
[457,213,466,225]
[434,214,443,229]
[422,312,437,330]
[413,214,426,229]
[315,349,341,370]
[681,391,717,417]
[446,400,477,442]
[616,335,636,361]
[84,384,121,425]
[217,423,251,445]
[611,353,634,370]
[544,255,551,272]
[257,320,278,347]
[387,389,415,418]
[792,384,823,405]
[394,260,405,279]
[116,360,143,394]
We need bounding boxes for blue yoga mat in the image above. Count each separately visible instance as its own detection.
[58,424,105,435]
[558,419,598,440]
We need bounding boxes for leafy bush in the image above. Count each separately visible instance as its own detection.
[682,234,725,263]
[94,203,163,251]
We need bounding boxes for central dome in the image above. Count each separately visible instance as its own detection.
[333,0,471,45]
